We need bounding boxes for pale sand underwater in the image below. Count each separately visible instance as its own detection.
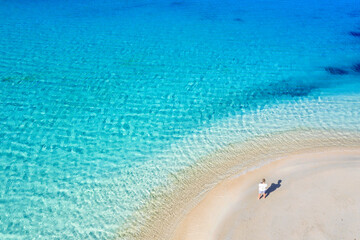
[125,130,360,239]
[171,148,360,240]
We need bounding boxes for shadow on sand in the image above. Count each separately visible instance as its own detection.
[266,180,282,198]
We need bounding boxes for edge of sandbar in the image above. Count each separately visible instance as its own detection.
[116,129,360,239]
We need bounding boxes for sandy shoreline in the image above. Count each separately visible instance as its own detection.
[118,130,360,239]
[171,148,360,240]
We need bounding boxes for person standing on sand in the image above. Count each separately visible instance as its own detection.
[258,179,267,200]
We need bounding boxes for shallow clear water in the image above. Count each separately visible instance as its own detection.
[1,0,360,239]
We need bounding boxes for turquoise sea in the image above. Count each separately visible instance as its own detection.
[1,0,360,239]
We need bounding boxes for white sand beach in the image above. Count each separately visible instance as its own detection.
[170,149,360,240]
[124,131,360,240]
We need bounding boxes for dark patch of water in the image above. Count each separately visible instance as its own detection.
[267,79,316,98]
[233,18,244,22]
[170,1,186,7]
[324,67,348,75]
[239,77,318,108]
[347,10,360,18]
[1,75,37,84]
[1,77,13,82]
[352,63,360,72]
[349,31,360,37]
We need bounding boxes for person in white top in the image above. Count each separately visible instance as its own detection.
[258,178,267,200]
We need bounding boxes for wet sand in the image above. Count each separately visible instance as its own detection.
[119,130,360,239]
[171,148,360,240]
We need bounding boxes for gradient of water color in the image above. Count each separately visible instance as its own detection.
[1,0,360,239]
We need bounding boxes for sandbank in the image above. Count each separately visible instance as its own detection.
[118,130,360,239]
[171,148,360,240]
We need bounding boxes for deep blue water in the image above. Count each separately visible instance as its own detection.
[1,0,360,239]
